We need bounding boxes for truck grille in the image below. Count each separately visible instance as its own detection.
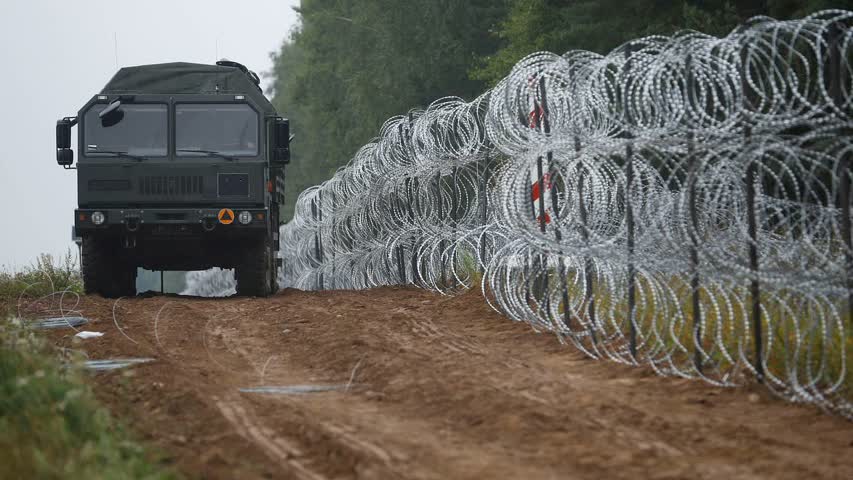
[139,176,204,196]
[88,179,131,191]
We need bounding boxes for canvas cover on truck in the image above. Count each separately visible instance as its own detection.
[100,62,275,114]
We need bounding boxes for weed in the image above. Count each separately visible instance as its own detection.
[0,318,178,479]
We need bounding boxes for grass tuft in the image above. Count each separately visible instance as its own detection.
[0,252,83,306]
[0,317,178,479]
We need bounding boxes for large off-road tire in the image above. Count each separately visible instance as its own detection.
[269,256,279,294]
[81,235,137,298]
[110,261,137,298]
[269,248,279,294]
[235,238,272,297]
[81,235,102,296]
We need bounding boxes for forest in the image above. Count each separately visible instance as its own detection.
[268,0,845,221]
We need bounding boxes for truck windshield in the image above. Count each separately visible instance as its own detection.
[84,104,167,157]
[176,104,258,158]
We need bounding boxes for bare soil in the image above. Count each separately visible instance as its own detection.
[43,287,853,479]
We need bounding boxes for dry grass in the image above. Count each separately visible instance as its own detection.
[0,252,82,313]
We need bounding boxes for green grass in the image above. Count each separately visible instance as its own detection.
[0,252,83,311]
[630,277,852,400]
[455,250,483,288]
[0,317,178,479]
[472,260,852,402]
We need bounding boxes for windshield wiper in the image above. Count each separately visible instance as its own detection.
[177,149,237,161]
[88,150,147,162]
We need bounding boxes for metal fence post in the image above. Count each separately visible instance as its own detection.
[827,23,853,341]
[841,152,852,338]
[625,140,637,361]
[536,153,549,307]
[740,47,764,381]
[552,171,571,332]
[479,151,489,273]
[312,195,324,290]
[411,176,421,286]
[318,191,325,290]
[451,165,459,287]
[526,162,535,306]
[528,76,551,309]
[406,113,420,285]
[624,46,637,361]
[577,137,598,344]
[537,79,549,238]
[331,190,336,290]
[746,147,763,381]
[397,191,407,285]
[436,171,447,287]
[539,76,571,331]
[686,54,703,373]
[393,123,407,286]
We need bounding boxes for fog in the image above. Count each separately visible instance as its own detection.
[0,0,299,268]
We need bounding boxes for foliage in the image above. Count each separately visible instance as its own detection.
[268,0,847,220]
[268,0,507,221]
[0,252,83,309]
[471,0,845,86]
[0,319,178,479]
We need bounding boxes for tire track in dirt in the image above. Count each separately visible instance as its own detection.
[213,393,323,480]
[152,300,403,479]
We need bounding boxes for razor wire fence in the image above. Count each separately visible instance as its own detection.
[189,10,853,416]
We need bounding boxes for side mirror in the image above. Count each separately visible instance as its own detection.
[56,117,77,168]
[56,118,74,149]
[57,148,74,167]
[273,117,290,164]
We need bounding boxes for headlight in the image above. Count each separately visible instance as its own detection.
[91,211,105,225]
[238,211,252,225]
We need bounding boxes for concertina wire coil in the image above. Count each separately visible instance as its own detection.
[186,10,853,417]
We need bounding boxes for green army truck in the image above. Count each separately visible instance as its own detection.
[56,61,290,298]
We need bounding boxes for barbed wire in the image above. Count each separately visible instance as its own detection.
[189,10,853,417]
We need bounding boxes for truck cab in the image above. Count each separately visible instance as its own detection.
[56,61,290,298]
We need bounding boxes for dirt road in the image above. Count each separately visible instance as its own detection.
[45,287,853,479]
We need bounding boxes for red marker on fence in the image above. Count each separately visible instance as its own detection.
[531,173,551,225]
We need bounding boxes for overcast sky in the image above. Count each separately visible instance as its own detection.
[0,0,300,269]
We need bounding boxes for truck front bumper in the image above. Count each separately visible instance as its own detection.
[74,207,270,233]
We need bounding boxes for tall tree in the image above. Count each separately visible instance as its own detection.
[470,0,844,86]
[269,0,507,221]
[270,0,847,221]
[736,0,769,18]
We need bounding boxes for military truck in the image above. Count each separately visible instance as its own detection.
[56,61,290,298]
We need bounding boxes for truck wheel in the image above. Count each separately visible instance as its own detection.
[81,235,137,298]
[235,239,271,297]
[108,262,137,298]
[269,253,279,294]
[81,235,103,296]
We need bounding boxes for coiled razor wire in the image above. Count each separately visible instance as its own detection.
[187,11,853,417]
